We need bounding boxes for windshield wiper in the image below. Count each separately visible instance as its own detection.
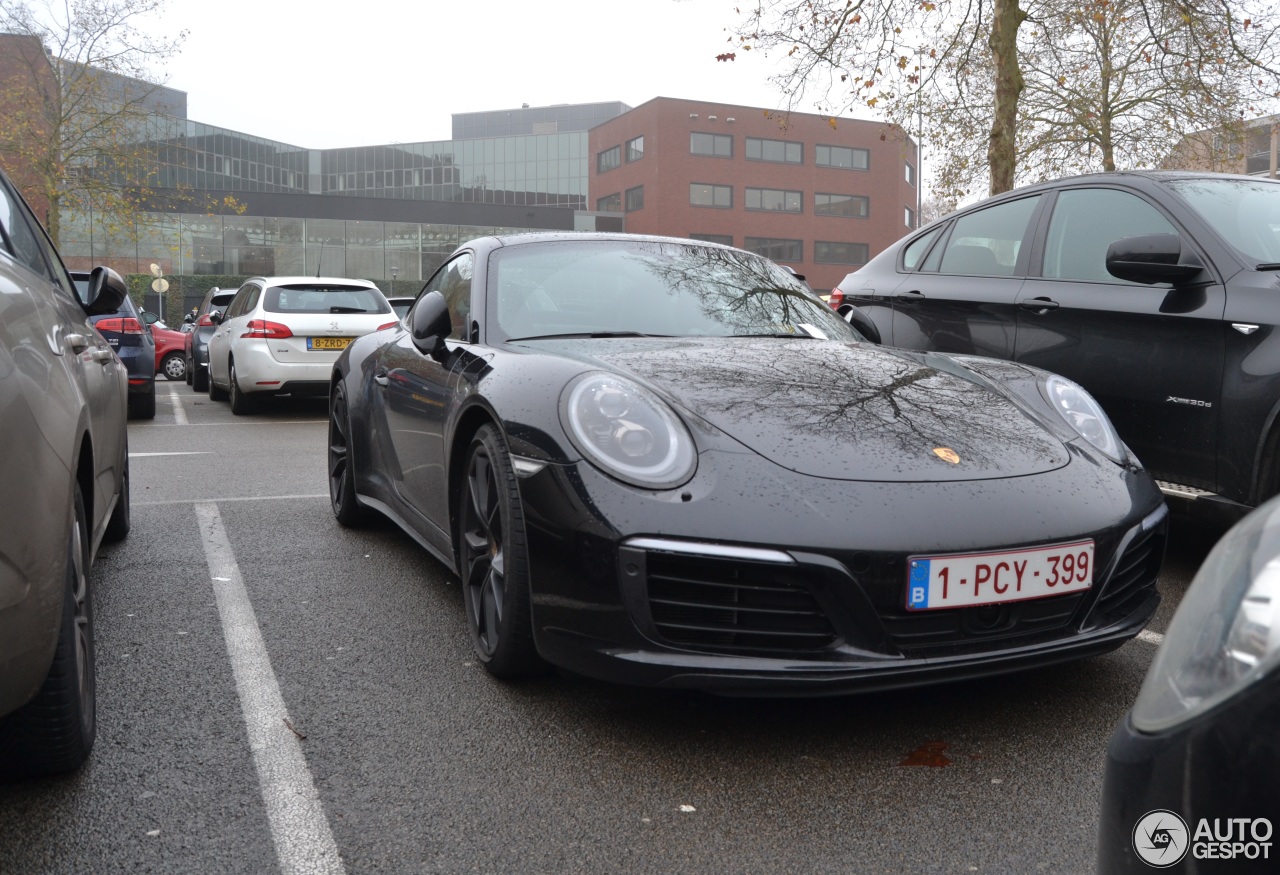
[729,332,821,339]
[329,306,372,313]
[1256,263,1280,271]
[505,331,674,341]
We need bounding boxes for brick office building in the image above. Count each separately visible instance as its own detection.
[589,97,920,291]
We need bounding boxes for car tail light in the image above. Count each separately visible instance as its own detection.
[95,317,144,334]
[377,321,398,331]
[827,287,845,310]
[197,314,216,327]
[241,319,294,339]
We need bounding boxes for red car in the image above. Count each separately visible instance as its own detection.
[149,321,188,381]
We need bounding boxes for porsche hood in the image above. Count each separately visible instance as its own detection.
[531,337,1072,483]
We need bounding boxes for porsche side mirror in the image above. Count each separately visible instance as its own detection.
[81,266,128,316]
[843,306,882,345]
[410,290,452,358]
[1106,234,1205,285]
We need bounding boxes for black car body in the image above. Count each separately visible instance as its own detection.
[1098,494,1280,873]
[74,271,156,420]
[836,171,1280,525]
[0,167,130,777]
[184,286,237,392]
[329,233,1168,694]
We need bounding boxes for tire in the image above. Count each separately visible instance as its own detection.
[127,385,156,420]
[208,361,228,402]
[185,355,193,385]
[192,360,209,393]
[102,453,130,543]
[458,424,545,678]
[229,361,254,415]
[161,352,186,382]
[328,382,367,527]
[0,484,96,778]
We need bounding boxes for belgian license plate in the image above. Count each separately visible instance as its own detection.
[906,540,1094,611]
[308,336,352,350]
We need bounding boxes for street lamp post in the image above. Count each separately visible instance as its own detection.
[390,266,399,296]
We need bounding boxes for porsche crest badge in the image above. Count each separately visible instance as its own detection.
[932,447,961,464]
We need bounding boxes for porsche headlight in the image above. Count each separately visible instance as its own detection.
[1044,375,1123,461]
[1131,497,1280,733]
[560,373,696,489]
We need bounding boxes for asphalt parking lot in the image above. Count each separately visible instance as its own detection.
[0,382,1219,874]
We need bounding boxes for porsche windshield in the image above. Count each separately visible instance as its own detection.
[490,239,858,341]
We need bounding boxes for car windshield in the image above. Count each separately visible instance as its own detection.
[490,239,857,341]
[264,284,389,314]
[1166,177,1280,265]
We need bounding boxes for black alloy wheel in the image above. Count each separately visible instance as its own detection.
[328,382,366,526]
[0,484,96,777]
[185,354,193,385]
[229,361,254,415]
[459,424,543,678]
[192,357,209,393]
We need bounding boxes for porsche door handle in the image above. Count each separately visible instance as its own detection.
[895,289,926,300]
[1017,297,1060,313]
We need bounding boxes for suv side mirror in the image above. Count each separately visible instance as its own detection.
[81,266,128,316]
[209,310,223,325]
[1106,234,1205,285]
[410,290,452,358]
[141,310,160,325]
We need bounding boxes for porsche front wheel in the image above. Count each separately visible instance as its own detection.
[459,424,544,678]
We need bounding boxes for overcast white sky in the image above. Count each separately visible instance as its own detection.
[153,0,870,149]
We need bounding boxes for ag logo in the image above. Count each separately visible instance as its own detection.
[1132,810,1189,867]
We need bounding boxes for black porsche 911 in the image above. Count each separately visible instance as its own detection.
[328,232,1168,694]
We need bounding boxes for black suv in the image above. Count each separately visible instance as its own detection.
[835,171,1280,524]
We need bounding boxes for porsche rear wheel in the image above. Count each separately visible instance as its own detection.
[328,382,367,527]
[459,424,543,678]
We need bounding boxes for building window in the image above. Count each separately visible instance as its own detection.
[690,183,733,208]
[597,192,621,212]
[746,188,802,213]
[691,233,733,246]
[690,132,733,157]
[745,237,802,262]
[906,162,916,186]
[625,186,644,211]
[626,136,645,162]
[905,206,916,228]
[815,241,869,264]
[815,193,869,218]
[816,145,870,170]
[597,145,621,174]
[745,137,802,164]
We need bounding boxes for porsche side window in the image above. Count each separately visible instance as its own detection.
[901,227,943,271]
[0,180,51,280]
[423,253,474,342]
[937,195,1041,277]
[1042,189,1178,283]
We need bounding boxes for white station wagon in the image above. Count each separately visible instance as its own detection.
[207,276,397,413]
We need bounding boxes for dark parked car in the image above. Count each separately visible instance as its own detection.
[185,285,238,392]
[329,232,1168,694]
[72,271,156,420]
[387,296,415,320]
[1097,494,1279,873]
[0,166,130,777]
[835,171,1280,525]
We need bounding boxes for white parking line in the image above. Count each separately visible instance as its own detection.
[166,383,188,425]
[1137,630,1164,646]
[137,494,327,507]
[130,452,211,457]
[195,502,346,875]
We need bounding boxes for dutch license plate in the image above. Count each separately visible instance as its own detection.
[308,336,353,350]
[906,540,1094,611]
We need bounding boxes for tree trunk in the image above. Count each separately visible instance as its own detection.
[987,0,1027,195]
